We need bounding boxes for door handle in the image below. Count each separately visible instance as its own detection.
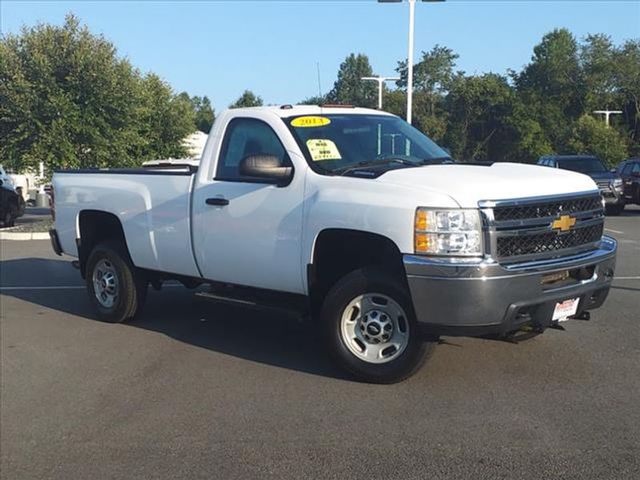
[206,197,229,206]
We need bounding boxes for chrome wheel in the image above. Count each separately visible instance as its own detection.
[92,259,119,308]
[340,293,410,364]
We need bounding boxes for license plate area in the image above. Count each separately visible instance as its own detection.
[552,298,580,322]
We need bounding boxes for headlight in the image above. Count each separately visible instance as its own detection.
[414,208,483,256]
[612,178,623,190]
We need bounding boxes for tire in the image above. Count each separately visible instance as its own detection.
[1,211,13,228]
[605,204,624,216]
[321,267,435,384]
[85,241,147,323]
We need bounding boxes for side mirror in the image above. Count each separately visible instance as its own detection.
[239,155,293,186]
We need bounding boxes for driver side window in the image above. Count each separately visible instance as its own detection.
[216,118,287,180]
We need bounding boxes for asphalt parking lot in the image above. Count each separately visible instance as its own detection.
[1,208,639,479]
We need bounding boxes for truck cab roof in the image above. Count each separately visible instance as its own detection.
[225,105,396,119]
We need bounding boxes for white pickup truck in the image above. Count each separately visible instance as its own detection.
[50,106,617,383]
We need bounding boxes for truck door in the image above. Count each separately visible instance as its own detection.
[191,116,305,294]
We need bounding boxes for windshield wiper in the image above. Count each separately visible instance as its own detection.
[419,156,454,165]
[334,157,416,176]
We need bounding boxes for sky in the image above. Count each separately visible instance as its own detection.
[1,0,639,110]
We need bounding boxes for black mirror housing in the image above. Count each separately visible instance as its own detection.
[239,155,293,186]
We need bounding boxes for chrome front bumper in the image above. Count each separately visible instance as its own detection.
[600,187,625,205]
[404,236,617,337]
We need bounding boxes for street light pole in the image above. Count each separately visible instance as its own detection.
[407,0,416,124]
[593,110,623,127]
[361,76,401,109]
[378,0,445,124]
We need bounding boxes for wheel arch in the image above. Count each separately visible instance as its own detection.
[307,228,407,313]
[77,210,131,278]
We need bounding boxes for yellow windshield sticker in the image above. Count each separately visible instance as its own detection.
[291,116,331,128]
[306,139,342,162]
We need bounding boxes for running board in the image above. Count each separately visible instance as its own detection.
[195,289,307,319]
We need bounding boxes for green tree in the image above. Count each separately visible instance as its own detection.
[177,92,215,133]
[299,95,327,105]
[613,40,640,154]
[382,90,448,143]
[230,90,263,108]
[505,103,554,163]
[569,115,628,167]
[193,95,215,133]
[396,45,459,97]
[412,91,448,142]
[326,53,377,108]
[137,74,195,159]
[580,34,618,113]
[514,29,585,152]
[395,45,459,135]
[0,14,140,171]
[443,73,517,161]
[0,14,195,174]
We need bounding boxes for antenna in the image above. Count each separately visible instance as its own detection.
[316,62,322,99]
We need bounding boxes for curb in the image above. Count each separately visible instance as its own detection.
[0,231,50,241]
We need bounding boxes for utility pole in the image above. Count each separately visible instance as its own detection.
[407,0,416,123]
[378,0,445,124]
[361,76,401,110]
[593,110,622,127]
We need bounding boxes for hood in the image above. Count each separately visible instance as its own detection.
[379,162,598,208]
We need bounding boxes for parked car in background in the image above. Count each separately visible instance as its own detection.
[0,165,15,189]
[616,158,640,206]
[0,178,24,227]
[538,155,625,215]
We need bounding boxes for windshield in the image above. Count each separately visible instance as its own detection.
[286,114,451,174]
[558,157,606,174]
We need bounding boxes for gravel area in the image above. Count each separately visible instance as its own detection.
[2,218,53,233]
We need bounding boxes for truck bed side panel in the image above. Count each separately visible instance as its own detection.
[54,173,201,278]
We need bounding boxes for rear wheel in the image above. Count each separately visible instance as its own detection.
[86,241,147,323]
[322,267,435,384]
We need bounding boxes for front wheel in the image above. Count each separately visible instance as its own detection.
[86,241,147,323]
[321,267,435,384]
[1,211,14,228]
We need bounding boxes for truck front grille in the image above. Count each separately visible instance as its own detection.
[481,193,605,263]
[496,223,604,258]
[493,195,602,222]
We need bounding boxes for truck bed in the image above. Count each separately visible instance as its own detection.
[53,166,201,278]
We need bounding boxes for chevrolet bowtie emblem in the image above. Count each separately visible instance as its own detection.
[552,215,576,232]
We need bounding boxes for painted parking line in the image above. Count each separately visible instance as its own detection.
[605,228,624,234]
[0,286,85,291]
[0,284,185,291]
[613,276,640,281]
